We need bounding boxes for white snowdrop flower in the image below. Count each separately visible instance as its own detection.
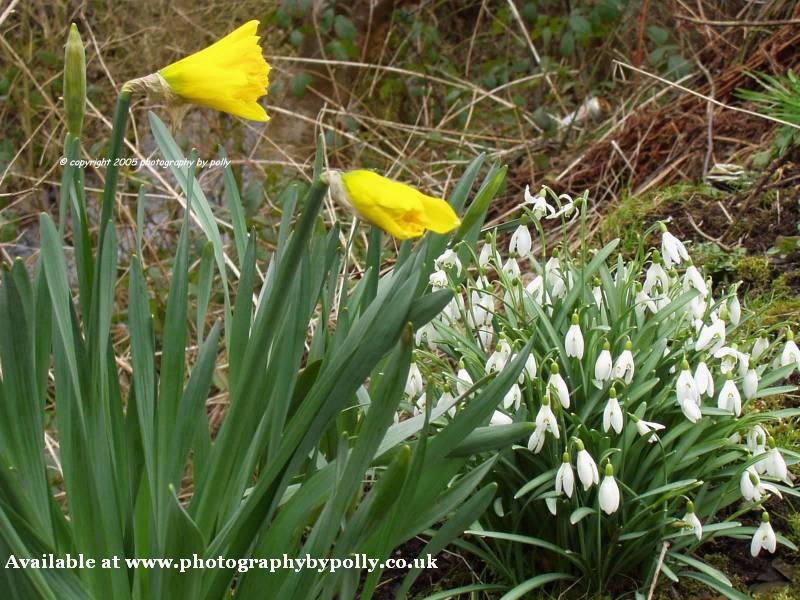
[683,262,708,297]
[717,374,741,416]
[478,326,494,351]
[441,295,461,324]
[677,361,702,422]
[695,318,726,354]
[555,452,575,498]
[740,467,782,503]
[490,410,512,426]
[413,392,426,416]
[728,294,741,326]
[751,513,777,557]
[565,312,584,359]
[478,243,501,270]
[525,275,545,304]
[592,281,604,309]
[545,254,565,292]
[643,256,670,295]
[524,184,556,219]
[429,269,448,289]
[456,365,473,397]
[503,382,522,411]
[509,221,532,258]
[595,341,613,383]
[527,394,559,453]
[612,340,635,384]
[440,390,458,418]
[603,387,624,434]
[729,432,742,444]
[765,440,793,485]
[635,284,657,320]
[660,226,689,269]
[547,363,570,409]
[405,362,423,399]
[546,193,579,221]
[746,425,768,455]
[689,296,708,322]
[752,336,770,361]
[576,440,599,491]
[502,257,521,280]
[599,463,621,515]
[633,415,665,443]
[682,501,703,540]
[486,338,512,374]
[523,353,537,382]
[435,249,462,275]
[743,364,759,400]
[714,346,741,375]
[415,322,439,350]
[693,361,714,398]
[780,330,800,372]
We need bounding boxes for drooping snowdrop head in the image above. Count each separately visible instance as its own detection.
[547,363,570,408]
[602,387,624,434]
[612,340,635,384]
[682,500,703,540]
[434,248,462,275]
[595,340,613,383]
[555,452,575,498]
[632,414,665,443]
[565,312,584,359]
[524,184,556,220]
[575,439,599,491]
[716,373,741,416]
[599,463,621,515]
[780,329,800,372]
[751,512,777,557]
[509,218,533,258]
[660,224,689,269]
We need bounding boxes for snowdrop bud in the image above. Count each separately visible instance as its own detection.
[752,336,769,361]
[523,353,537,382]
[603,387,624,434]
[599,463,621,515]
[509,219,533,258]
[548,363,571,408]
[751,512,777,557]
[743,361,758,400]
[592,276,604,308]
[555,452,575,498]
[595,340,613,383]
[683,500,703,540]
[565,312,584,358]
[728,294,741,326]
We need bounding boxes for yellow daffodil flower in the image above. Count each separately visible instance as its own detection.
[323,170,461,239]
[124,20,270,122]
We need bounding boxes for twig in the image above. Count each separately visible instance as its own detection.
[676,15,800,27]
[0,0,20,26]
[686,212,733,250]
[613,60,800,131]
[647,541,670,600]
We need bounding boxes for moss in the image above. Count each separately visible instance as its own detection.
[599,184,716,253]
[737,255,773,290]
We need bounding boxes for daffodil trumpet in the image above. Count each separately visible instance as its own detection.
[123,20,270,123]
[322,169,461,239]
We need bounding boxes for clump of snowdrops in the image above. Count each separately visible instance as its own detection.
[405,185,800,598]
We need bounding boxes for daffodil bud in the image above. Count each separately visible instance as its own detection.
[63,23,86,137]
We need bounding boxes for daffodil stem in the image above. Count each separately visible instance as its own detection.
[98,89,131,249]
